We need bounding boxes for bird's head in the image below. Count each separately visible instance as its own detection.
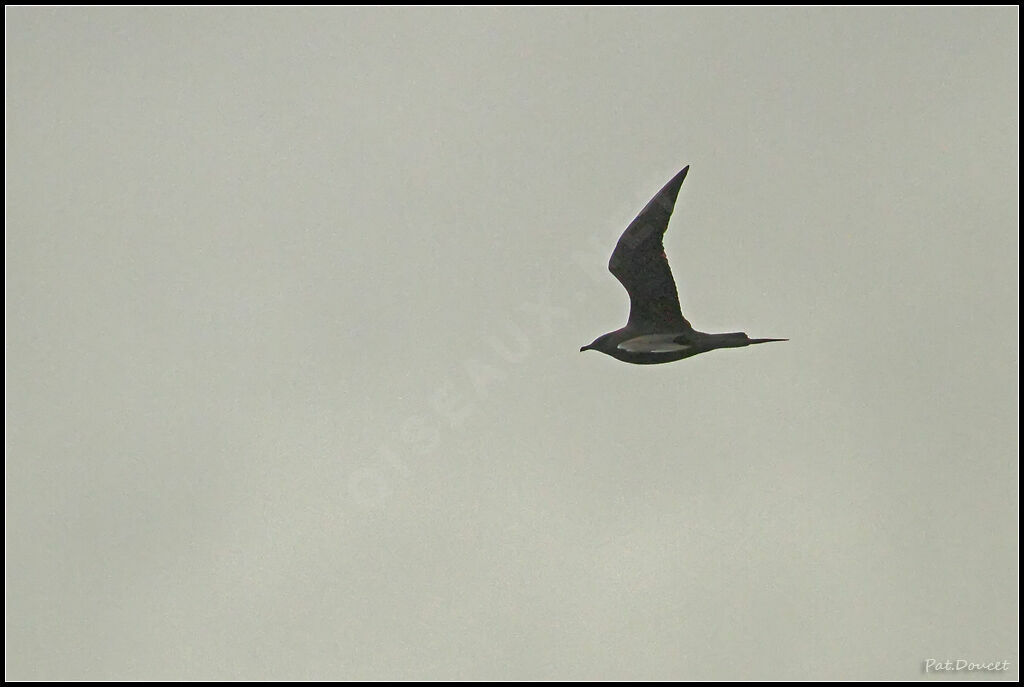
[580,334,609,353]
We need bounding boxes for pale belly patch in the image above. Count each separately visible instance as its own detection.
[617,334,692,354]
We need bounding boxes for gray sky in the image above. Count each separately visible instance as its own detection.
[5,7,1018,681]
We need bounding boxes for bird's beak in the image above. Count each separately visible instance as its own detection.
[580,345,590,352]
[748,338,788,345]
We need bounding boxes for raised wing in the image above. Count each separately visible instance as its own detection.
[608,166,693,333]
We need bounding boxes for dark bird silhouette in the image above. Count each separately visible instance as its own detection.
[581,166,786,364]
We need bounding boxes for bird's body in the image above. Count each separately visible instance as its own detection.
[581,166,785,364]
[583,329,771,365]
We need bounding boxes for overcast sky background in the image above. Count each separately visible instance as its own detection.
[6,7,1018,681]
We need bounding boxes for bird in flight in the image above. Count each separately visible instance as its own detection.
[581,166,786,364]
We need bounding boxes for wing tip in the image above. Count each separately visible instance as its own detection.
[662,165,690,193]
